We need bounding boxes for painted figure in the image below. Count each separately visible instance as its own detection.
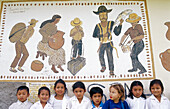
[93,6,123,75]
[70,18,84,60]
[37,15,65,73]
[9,19,38,72]
[119,13,147,74]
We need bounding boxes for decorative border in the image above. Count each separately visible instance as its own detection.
[0,0,155,82]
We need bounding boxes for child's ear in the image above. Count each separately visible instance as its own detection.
[27,93,30,97]
[84,89,86,92]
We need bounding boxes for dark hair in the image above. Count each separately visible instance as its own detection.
[40,14,61,28]
[72,81,85,91]
[128,81,146,99]
[38,86,51,96]
[149,79,164,94]
[90,87,103,98]
[17,86,29,94]
[54,79,67,93]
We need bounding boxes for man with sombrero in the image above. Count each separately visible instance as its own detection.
[93,5,123,75]
[119,13,147,74]
[70,17,84,60]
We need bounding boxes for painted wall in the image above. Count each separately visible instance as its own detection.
[0,0,170,108]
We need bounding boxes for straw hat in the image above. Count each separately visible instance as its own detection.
[126,13,141,23]
[29,19,38,25]
[93,5,112,15]
[71,18,82,26]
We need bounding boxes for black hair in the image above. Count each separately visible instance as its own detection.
[90,87,103,98]
[149,79,164,94]
[72,81,85,91]
[128,81,146,99]
[40,14,61,28]
[54,79,67,93]
[38,86,51,96]
[17,86,29,94]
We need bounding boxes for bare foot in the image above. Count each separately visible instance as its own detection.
[58,65,64,71]
[51,65,59,73]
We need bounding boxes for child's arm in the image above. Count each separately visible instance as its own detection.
[102,100,109,109]
[66,99,72,109]
[123,101,130,109]
[8,103,15,109]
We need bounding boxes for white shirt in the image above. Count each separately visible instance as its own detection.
[126,96,146,109]
[49,94,70,109]
[146,94,170,109]
[9,100,33,109]
[67,95,92,109]
[30,101,53,109]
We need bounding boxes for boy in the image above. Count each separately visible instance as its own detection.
[9,86,32,109]
[90,87,104,109]
[70,17,84,60]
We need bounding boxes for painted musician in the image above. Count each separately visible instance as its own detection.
[37,15,65,73]
[10,19,38,73]
[119,13,147,74]
[93,6,123,75]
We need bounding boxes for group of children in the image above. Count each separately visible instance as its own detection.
[9,79,170,109]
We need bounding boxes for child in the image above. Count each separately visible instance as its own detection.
[30,86,53,109]
[9,86,33,109]
[67,81,92,109]
[49,79,70,109]
[90,87,104,109]
[126,81,146,109]
[146,79,170,109]
[102,83,130,109]
[70,17,84,60]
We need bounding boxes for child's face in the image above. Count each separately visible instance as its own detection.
[91,93,102,107]
[54,83,65,96]
[38,89,50,103]
[109,87,121,103]
[16,89,29,102]
[73,88,85,100]
[132,85,143,98]
[151,84,162,97]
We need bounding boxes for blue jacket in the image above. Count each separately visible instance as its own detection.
[102,99,130,109]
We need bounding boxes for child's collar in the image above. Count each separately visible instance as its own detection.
[92,101,103,108]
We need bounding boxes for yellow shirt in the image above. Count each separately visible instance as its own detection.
[70,26,84,41]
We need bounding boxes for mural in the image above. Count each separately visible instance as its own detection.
[0,0,155,81]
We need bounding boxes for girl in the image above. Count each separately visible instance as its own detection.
[67,81,92,109]
[146,79,170,109]
[126,81,146,109]
[102,83,130,109]
[30,86,53,109]
[49,79,70,109]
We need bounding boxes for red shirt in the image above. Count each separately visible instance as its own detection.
[124,24,144,43]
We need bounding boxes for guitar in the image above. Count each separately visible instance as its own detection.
[48,30,65,50]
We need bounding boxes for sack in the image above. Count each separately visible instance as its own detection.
[67,57,86,75]
[9,23,26,43]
